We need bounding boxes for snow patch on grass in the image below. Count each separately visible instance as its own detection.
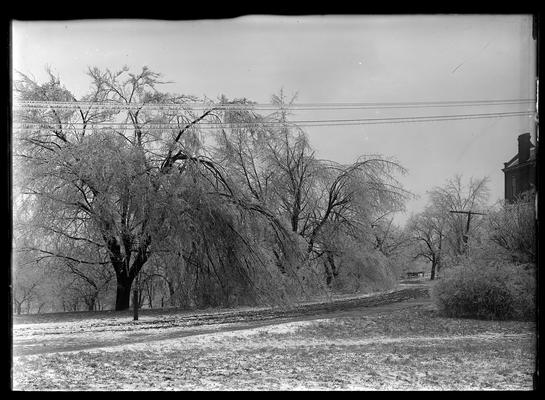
[12,286,535,391]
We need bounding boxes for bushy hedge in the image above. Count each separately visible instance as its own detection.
[431,260,535,321]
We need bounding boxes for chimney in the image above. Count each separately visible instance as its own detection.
[518,133,531,163]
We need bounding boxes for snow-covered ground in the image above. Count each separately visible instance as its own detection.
[12,300,536,391]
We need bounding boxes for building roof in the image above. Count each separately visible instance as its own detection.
[503,146,536,170]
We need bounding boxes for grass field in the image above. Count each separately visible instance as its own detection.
[12,284,536,391]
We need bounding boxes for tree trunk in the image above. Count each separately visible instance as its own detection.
[291,210,299,233]
[138,289,144,309]
[272,249,286,274]
[324,260,333,286]
[430,258,437,280]
[111,249,148,311]
[168,282,177,307]
[115,274,133,311]
[327,253,338,279]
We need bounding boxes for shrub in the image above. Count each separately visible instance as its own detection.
[432,260,535,321]
[508,263,536,319]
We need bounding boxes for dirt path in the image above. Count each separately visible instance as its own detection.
[13,284,431,356]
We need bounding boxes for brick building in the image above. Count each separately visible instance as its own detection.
[502,132,536,202]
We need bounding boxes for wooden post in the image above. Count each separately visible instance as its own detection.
[133,288,139,321]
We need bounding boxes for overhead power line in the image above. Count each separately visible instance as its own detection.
[13,110,535,130]
[13,98,536,112]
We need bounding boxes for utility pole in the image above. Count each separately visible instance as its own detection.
[449,210,486,248]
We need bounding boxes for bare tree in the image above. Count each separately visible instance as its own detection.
[60,261,115,311]
[14,68,309,310]
[428,175,490,259]
[12,249,48,314]
[486,190,536,264]
[408,175,490,278]
[215,90,410,287]
[13,67,254,310]
[407,207,446,280]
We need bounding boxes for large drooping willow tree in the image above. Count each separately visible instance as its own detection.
[13,67,409,311]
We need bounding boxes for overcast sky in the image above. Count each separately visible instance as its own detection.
[11,15,537,225]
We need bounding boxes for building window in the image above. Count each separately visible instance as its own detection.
[511,175,517,196]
